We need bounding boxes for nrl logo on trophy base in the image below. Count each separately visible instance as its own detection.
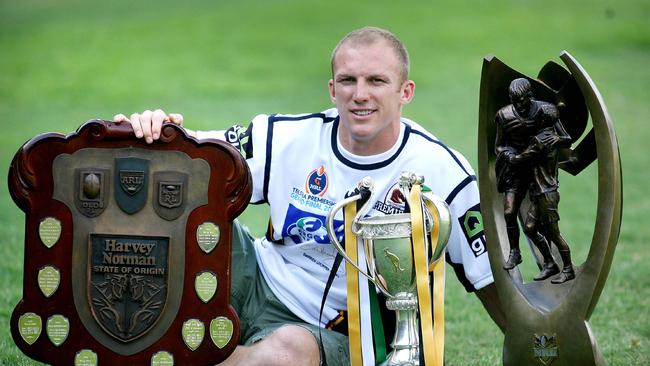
[533,334,559,365]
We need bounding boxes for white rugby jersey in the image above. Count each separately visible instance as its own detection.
[197,108,493,327]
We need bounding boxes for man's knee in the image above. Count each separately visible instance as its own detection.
[268,325,320,366]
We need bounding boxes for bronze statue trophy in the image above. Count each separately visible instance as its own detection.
[326,173,451,366]
[478,52,622,365]
[8,120,251,365]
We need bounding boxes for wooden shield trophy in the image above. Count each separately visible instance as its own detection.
[477,52,622,365]
[8,120,251,365]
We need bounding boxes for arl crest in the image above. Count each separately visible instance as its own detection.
[115,157,149,214]
[120,171,144,195]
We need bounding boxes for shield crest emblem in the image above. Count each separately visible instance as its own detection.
[75,169,108,217]
[89,234,169,342]
[159,182,182,208]
[153,171,188,221]
[115,158,149,214]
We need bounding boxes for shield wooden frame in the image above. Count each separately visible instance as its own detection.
[9,120,251,365]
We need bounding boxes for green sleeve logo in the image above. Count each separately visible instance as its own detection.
[458,204,487,257]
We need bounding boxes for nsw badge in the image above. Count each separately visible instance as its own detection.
[153,171,187,221]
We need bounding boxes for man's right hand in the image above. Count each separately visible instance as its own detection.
[113,109,184,144]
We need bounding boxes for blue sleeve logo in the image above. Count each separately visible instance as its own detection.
[282,204,343,244]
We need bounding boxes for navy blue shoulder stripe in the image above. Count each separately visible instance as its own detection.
[331,118,411,170]
[268,112,337,123]
[409,129,471,176]
[263,113,336,202]
[445,175,477,205]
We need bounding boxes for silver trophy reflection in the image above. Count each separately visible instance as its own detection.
[326,172,451,366]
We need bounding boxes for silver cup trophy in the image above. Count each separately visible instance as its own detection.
[326,172,451,366]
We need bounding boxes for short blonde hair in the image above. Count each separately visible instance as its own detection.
[331,26,410,82]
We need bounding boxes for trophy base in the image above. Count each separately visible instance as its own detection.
[380,307,421,366]
[380,347,420,366]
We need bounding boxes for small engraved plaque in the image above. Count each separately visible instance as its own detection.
[151,351,174,366]
[196,222,220,254]
[74,349,98,366]
[210,316,233,349]
[182,319,205,351]
[39,217,61,248]
[18,313,42,345]
[46,314,70,346]
[38,266,60,298]
[195,271,217,303]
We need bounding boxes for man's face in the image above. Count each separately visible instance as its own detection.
[329,40,415,155]
[512,93,532,117]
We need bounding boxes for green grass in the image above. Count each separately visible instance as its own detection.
[1,0,648,364]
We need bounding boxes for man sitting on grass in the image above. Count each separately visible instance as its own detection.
[115,26,505,366]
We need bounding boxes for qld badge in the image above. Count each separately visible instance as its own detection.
[76,169,108,217]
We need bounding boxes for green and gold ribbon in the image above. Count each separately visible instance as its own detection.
[344,201,364,366]
[409,184,439,366]
[425,197,445,366]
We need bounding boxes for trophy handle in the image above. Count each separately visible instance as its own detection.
[422,192,452,266]
[326,192,377,284]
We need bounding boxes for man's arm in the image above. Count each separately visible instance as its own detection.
[553,120,572,148]
[475,283,506,333]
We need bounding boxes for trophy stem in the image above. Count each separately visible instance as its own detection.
[382,293,420,366]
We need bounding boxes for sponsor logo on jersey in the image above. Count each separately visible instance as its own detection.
[458,203,487,257]
[373,182,407,215]
[224,124,253,159]
[305,165,328,197]
[282,204,343,245]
